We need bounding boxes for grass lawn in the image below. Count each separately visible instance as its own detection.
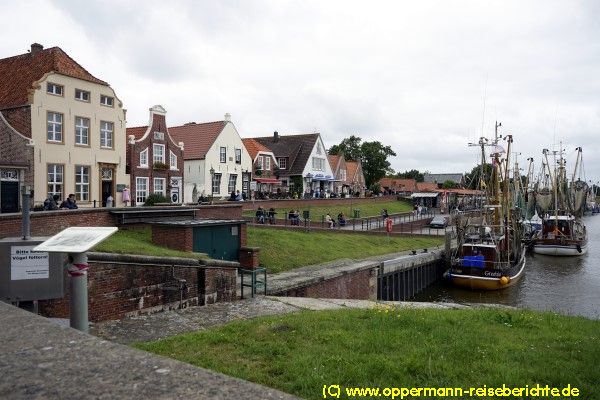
[243,199,413,219]
[93,227,206,260]
[248,227,443,273]
[135,307,600,399]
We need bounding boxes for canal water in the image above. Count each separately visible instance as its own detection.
[415,214,600,319]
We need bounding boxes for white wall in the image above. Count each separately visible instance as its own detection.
[301,134,335,194]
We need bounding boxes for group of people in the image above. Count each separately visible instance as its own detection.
[324,212,347,228]
[288,209,301,225]
[43,194,78,210]
[229,190,246,201]
[255,207,276,224]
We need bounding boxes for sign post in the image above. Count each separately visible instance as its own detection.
[34,227,118,333]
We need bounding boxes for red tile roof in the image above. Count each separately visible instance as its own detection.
[0,45,108,109]
[380,178,417,191]
[346,161,359,181]
[327,154,341,172]
[126,126,148,140]
[416,182,439,191]
[169,121,226,160]
[242,138,272,160]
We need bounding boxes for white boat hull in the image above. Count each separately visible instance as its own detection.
[532,243,587,256]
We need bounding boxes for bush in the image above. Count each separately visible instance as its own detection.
[144,193,171,206]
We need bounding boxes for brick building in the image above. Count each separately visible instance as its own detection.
[126,105,185,205]
[0,43,128,209]
[241,138,279,197]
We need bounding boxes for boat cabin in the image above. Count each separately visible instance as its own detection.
[542,216,573,238]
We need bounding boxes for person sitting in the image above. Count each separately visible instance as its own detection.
[325,213,334,228]
[292,209,300,225]
[268,208,276,224]
[229,190,237,201]
[381,208,389,220]
[235,190,243,201]
[337,212,346,227]
[59,194,78,210]
[43,194,59,211]
[255,207,265,224]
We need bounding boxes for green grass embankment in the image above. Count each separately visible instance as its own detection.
[247,228,443,273]
[135,307,600,400]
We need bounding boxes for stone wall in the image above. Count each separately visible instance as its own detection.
[278,268,377,300]
[38,253,238,322]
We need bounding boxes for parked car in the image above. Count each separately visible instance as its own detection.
[429,215,448,229]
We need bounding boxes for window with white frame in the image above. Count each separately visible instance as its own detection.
[47,112,63,142]
[235,148,241,164]
[212,173,222,194]
[47,164,63,198]
[139,148,148,167]
[257,155,264,170]
[312,157,325,170]
[75,165,90,201]
[75,89,90,102]
[100,95,114,107]
[153,131,164,140]
[153,144,165,164]
[277,157,287,169]
[220,147,226,163]
[316,142,322,154]
[75,116,89,146]
[228,174,237,193]
[47,82,63,96]
[265,156,271,171]
[136,177,148,205]
[170,150,177,170]
[153,178,166,196]
[340,169,347,181]
[100,121,113,148]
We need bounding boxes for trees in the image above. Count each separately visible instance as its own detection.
[395,169,425,182]
[329,136,397,189]
[464,163,493,190]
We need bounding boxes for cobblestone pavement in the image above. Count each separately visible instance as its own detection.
[91,296,514,344]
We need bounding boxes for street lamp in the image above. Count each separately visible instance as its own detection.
[209,167,215,204]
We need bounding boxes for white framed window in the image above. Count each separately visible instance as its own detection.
[212,173,222,194]
[170,150,177,170]
[47,164,63,198]
[75,165,90,201]
[340,169,347,181]
[47,82,63,96]
[220,147,226,163]
[47,112,63,142]
[100,121,113,148]
[278,157,287,169]
[153,131,164,140]
[100,95,114,107]
[75,89,90,102]
[265,156,271,171]
[235,148,241,164]
[312,157,325,170]
[75,116,90,146]
[136,177,148,205]
[228,174,237,193]
[153,178,166,196]
[316,142,322,154]
[139,148,148,167]
[257,155,264,170]
[153,144,165,164]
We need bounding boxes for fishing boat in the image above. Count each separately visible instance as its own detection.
[530,147,588,256]
[445,128,526,290]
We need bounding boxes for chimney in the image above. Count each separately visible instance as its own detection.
[224,113,231,122]
[30,43,43,55]
[273,131,279,142]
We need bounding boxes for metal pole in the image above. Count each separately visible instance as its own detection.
[21,185,31,240]
[67,252,89,333]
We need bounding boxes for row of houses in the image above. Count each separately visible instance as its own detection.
[0,43,366,212]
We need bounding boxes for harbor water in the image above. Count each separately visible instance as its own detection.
[415,214,600,319]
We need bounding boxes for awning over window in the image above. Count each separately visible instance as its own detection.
[411,192,440,198]
[254,178,280,184]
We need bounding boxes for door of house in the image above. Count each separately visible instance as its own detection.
[100,166,115,207]
[0,181,19,213]
[193,224,240,261]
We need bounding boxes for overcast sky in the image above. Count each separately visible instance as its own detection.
[2,0,599,180]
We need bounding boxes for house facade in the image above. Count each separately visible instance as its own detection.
[169,114,252,202]
[241,138,279,198]
[0,43,128,209]
[346,160,366,197]
[327,153,349,196]
[126,105,185,206]
[253,132,335,197]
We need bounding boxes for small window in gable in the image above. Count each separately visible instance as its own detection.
[47,82,63,96]
[140,148,148,167]
[154,131,164,140]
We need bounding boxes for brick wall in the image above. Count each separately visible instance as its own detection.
[151,225,193,252]
[1,106,32,138]
[38,253,238,322]
[0,107,34,190]
[274,268,377,300]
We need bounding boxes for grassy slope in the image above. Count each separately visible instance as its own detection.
[243,199,413,219]
[248,227,443,273]
[135,307,600,399]
[93,227,206,259]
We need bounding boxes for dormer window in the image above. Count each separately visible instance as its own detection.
[154,131,164,140]
[277,157,287,169]
[100,95,114,107]
[47,83,63,96]
[75,89,90,102]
